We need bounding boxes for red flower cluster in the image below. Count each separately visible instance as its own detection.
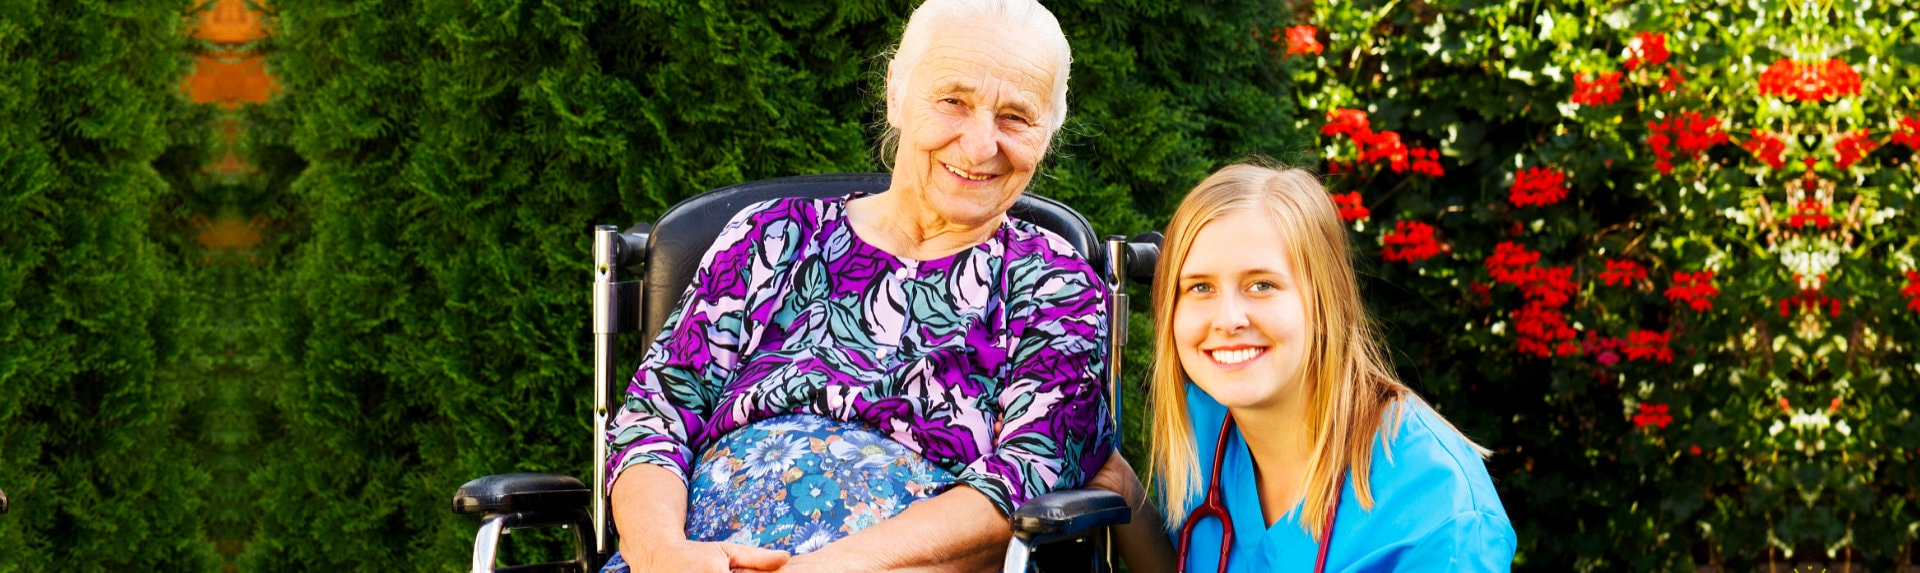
[1331,191,1369,222]
[1623,32,1669,71]
[1780,287,1841,317]
[1891,116,1920,149]
[1624,330,1675,362]
[1903,270,1920,312]
[1284,25,1322,56]
[1664,271,1719,312]
[1485,242,1542,284]
[1570,71,1624,107]
[1584,333,1625,366]
[1382,221,1443,262]
[1758,59,1863,102]
[1633,403,1673,430]
[1509,166,1569,208]
[1647,112,1728,174]
[1320,109,1442,176]
[1659,67,1686,94]
[1599,260,1647,287]
[1512,302,1579,357]
[1788,198,1831,229]
[1743,130,1787,169]
[1410,148,1444,177]
[1835,129,1879,170]
[1487,242,1580,357]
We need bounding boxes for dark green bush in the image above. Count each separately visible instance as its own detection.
[0,0,216,570]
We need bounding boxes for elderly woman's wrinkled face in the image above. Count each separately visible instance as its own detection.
[891,20,1057,228]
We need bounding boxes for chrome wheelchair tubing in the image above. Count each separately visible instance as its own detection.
[470,510,592,573]
[1003,537,1033,573]
[590,226,620,557]
[1101,235,1129,452]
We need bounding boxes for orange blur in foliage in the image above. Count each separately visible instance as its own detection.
[184,0,273,108]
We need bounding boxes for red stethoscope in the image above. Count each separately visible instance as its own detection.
[1176,416,1340,573]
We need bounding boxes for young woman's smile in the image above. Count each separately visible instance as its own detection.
[1173,210,1312,412]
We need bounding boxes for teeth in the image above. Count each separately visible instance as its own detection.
[944,163,992,181]
[1211,348,1260,365]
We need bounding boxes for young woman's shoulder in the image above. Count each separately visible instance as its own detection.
[1358,398,1516,567]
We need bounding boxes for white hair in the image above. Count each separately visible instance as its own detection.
[881,0,1072,155]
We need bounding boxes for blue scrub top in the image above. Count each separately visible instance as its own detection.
[1169,384,1516,572]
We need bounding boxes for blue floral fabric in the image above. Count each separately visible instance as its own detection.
[598,414,955,572]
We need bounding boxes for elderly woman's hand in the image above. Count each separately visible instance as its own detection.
[625,539,788,573]
[1086,452,1147,513]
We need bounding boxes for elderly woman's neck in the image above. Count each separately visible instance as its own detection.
[847,192,1006,261]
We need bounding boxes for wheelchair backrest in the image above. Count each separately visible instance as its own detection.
[635,173,1106,345]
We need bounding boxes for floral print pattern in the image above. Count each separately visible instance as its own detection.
[606,194,1113,519]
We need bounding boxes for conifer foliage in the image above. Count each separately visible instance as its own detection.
[0,0,215,570]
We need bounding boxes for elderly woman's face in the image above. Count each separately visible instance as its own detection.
[892,20,1057,228]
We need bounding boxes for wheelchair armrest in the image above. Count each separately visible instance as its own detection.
[453,473,590,515]
[1010,488,1131,546]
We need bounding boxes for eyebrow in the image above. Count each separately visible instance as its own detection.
[1179,267,1291,281]
[932,80,1040,119]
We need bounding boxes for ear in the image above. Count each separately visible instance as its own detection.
[885,60,904,128]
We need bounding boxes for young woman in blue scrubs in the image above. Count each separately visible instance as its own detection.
[1089,163,1517,572]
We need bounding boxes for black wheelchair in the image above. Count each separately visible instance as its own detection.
[453,173,1160,573]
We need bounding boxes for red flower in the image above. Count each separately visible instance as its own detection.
[1509,166,1569,208]
[1835,129,1879,170]
[1664,271,1720,312]
[1331,191,1370,222]
[1647,112,1728,174]
[1787,198,1831,229]
[1486,242,1542,285]
[1584,333,1625,366]
[1519,266,1578,307]
[1742,129,1787,169]
[1599,260,1647,287]
[1469,281,1492,306]
[1284,25,1322,56]
[1322,108,1371,139]
[1690,445,1703,455]
[1632,403,1673,430]
[1382,221,1443,262]
[1902,270,1920,312]
[1512,301,1579,357]
[1890,116,1920,149]
[1410,147,1444,177]
[1358,130,1411,172]
[1623,330,1675,363]
[1759,59,1863,102]
[1659,67,1686,94]
[1570,71,1624,107]
[1623,32,1669,71]
[1830,397,1843,412]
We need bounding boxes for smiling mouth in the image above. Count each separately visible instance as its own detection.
[1210,347,1266,365]
[942,162,995,181]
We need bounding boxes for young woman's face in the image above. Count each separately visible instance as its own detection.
[1173,209,1313,412]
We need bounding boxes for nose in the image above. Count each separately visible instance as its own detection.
[957,111,998,165]
[1210,292,1250,333]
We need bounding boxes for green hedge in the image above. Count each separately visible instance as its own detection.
[257,0,1303,569]
[0,0,216,570]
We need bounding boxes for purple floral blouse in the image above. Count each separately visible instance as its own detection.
[605,195,1114,517]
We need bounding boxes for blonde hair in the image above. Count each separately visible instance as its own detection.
[877,0,1072,163]
[1146,162,1487,541]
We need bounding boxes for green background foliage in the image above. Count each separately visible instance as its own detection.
[4,0,1918,571]
[0,0,216,570]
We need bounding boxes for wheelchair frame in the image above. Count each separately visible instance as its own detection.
[454,174,1158,573]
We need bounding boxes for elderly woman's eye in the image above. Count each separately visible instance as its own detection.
[1000,113,1029,124]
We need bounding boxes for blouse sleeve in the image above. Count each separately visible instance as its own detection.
[603,198,806,489]
[951,239,1115,517]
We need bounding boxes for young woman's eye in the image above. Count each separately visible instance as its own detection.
[1250,281,1278,292]
[1184,283,1214,295]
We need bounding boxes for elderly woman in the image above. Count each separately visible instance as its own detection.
[600,1,1112,572]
